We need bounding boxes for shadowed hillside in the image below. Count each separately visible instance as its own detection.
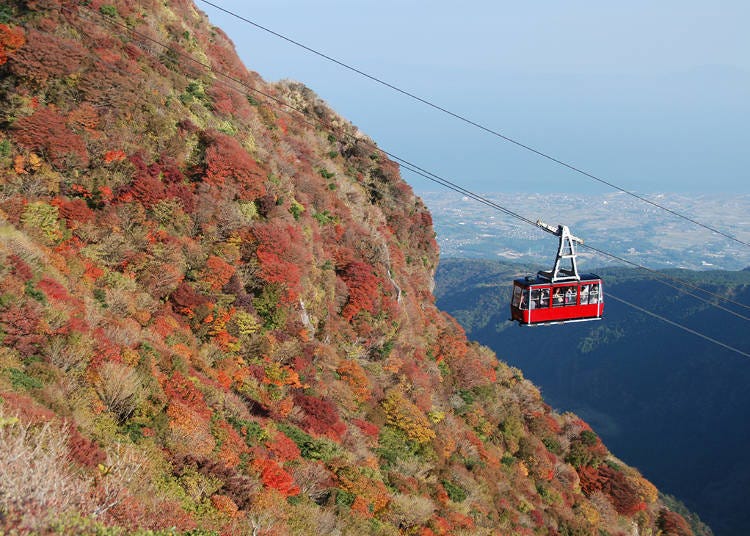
[0,1,699,534]
[437,258,750,536]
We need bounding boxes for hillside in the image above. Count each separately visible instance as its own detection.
[0,1,696,534]
[436,258,750,536]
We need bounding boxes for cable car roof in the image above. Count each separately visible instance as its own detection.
[514,273,602,287]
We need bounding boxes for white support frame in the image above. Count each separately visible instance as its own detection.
[536,220,584,283]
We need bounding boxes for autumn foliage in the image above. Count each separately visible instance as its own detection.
[338,260,379,321]
[13,106,89,169]
[0,23,24,65]
[201,130,266,200]
[9,27,85,83]
[0,2,698,534]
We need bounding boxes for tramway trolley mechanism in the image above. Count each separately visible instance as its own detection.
[510,220,604,326]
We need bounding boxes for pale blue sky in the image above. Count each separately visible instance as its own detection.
[198,1,749,195]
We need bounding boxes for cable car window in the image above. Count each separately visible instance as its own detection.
[512,286,526,309]
[553,286,576,307]
[552,287,564,307]
[530,289,541,309]
[539,288,550,308]
[589,283,600,303]
[565,286,577,305]
[580,285,590,304]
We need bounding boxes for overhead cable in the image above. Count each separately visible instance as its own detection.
[606,293,750,359]
[197,0,750,250]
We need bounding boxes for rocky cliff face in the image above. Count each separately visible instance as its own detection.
[0,1,695,534]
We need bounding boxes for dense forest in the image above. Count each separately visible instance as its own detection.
[0,1,698,534]
[437,258,750,536]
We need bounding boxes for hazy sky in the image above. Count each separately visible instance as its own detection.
[198,1,749,195]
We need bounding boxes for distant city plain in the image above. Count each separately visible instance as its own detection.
[422,192,750,271]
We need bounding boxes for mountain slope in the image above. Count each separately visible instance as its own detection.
[436,258,750,536]
[0,1,695,534]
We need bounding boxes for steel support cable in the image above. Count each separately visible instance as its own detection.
[197,0,750,250]
[580,243,750,320]
[606,292,750,359]
[77,6,750,324]
[75,5,538,229]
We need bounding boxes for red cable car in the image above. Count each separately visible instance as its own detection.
[510,221,604,326]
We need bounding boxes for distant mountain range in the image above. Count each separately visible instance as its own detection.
[436,258,750,536]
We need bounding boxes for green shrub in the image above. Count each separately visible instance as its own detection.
[6,367,43,390]
[277,423,341,461]
[24,281,47,304]
[289,199,304,220]
[375,426,420,467]
[542,436,563,455]
[442,479,467,503]
[335,489,356,507]
[253,285,286,330]
[99,4,118,17]
[500,415,525,453]
[580,429,598,446]
[0,138,10,157]
[313,210,336,225]
[21,202,63,244]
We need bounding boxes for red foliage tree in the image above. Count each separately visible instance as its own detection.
[65,421,106,469]
[12,106,89,169]
[77,57,140,109]
[338,261,379,321]
[597,465,645,516]
[103,150,127,164]
[52,197,95,228]
[165,182,195,213]
[201,130,265,201]
[118,153,165,208]
[0,23,25,66]
[214,419,249,469]
[293,393,346,441]
[201,255,235,292]
[577,465,604,495]
[127,174,166,209]
[265,430,301,462]
[9,28,85,84]
[0,196,27,225]
[254,458,300,497]
[170,281,207,317]
[8,254,33,282]
[159,156,186,184]
[0,391,55,423]
[36,277,70,302]
[163,371,211,419]
[207,83,252,121]
[66,103,99,134]
[658,509,694,536]
[206,39,247,79]
[433,319,468,364]
[0,303,44,357]
[352,418,379,439]
[252,221,307,302]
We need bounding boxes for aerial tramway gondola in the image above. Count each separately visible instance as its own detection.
[510,220,604,326]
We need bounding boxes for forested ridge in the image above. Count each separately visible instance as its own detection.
[437,258,750,536]
[0,1,696,534]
